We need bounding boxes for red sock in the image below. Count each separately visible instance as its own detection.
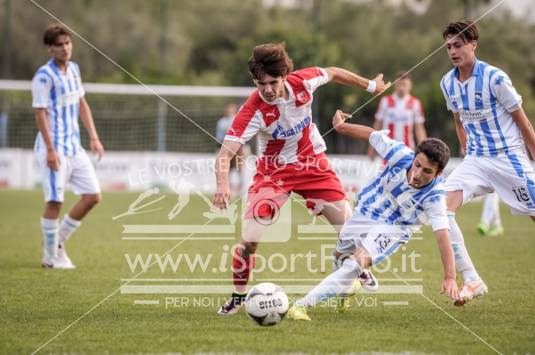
[232,247,255,292]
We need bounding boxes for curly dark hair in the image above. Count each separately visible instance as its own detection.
[415,138,451,173]
[248,42,294,80]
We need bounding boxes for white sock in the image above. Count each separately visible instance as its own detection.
[448,212,481,282]
[58,214,81,246]
[481,193,501,226]
[295,258,362,307]
[41,218,59,261]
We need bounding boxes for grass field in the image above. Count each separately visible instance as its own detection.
[1,189,534,354]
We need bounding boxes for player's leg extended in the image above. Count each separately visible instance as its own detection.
[326,205,378,293]
[289,250,371,321]
[478,192,503,236]
[447,190,487,305]
[41,201,62,268]
[217,218,269,316]
[38,152,67,268]
[54,193,101,268]
[58,151,102,268]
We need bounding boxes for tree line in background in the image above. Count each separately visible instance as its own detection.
[1,0,534,155]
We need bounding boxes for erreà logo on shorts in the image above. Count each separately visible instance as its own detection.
[271,116,311,139]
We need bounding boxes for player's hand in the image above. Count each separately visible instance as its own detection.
[332,110,351,131]
[441,277,459,301]
[90,138,104,161]
[213,185,230,210]
[372,74,391,95]
[46,149,60,171]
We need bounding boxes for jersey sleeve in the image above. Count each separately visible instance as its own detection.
[31,70,52,108]
[374,97,387,121]
[413,98,425,124]
[440,75,457,113]
[492,72,522,113]
[422,190,449,231]
[369,130,413,166]
[294,67,329,93]
[224,97,263,144]
[73,63,85,97]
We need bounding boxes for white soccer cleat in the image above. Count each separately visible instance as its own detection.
[47,244,76,269]
[454,280,488,306]
[359,269,379,292]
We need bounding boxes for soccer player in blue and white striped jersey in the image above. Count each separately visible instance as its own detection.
[32,24,103,269]
[287,111,459,321]
[440,20,535,305]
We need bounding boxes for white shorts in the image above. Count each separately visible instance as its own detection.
[337,217,410,265]
[36,149,101,202]
[445,152,535,216]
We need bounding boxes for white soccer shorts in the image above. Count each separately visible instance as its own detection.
[337,218,410,265]
[445,151,535,216]
[36,149,101,202]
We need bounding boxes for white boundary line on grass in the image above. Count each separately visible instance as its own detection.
[27,0,507,353]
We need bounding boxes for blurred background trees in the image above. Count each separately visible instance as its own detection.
[1,0,534,155]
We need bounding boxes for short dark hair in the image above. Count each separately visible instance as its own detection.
[248,43,294,80]
[395,70,411,81]
[442,20,479,43]
[415,138,450,173]
[43,24,71,46]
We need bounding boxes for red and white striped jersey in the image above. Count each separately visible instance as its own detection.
[375,94,425,149]
[225,67,329,164]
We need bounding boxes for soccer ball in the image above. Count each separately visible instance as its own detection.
[244,282,289,326]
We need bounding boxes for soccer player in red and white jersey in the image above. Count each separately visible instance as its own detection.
[368,71,426,160]
[213,43,389,315]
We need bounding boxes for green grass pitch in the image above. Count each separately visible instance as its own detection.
[1,190,534,354]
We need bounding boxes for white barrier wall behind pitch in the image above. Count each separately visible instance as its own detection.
[0,148,466,194]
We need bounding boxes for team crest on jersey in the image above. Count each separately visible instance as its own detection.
[296,91,307,103]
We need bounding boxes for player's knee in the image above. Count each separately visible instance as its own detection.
[241,241,258,254]
[446,190,463,211]
[83,193,101,207]
[530,215,535,223]
[44,201,62,216]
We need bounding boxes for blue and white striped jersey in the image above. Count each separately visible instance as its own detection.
[354,131,449,233]
[32,59,85,156]
[440,59,523,156]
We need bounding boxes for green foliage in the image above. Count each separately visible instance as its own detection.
[2,0,535,154]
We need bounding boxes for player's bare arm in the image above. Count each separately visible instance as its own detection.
[79,97,104,160]
[453,112,467,155]
[214,139,243,209]
[434,228,459,301]
[367,119,383,160]
[511,107,535,159]
[325,67,390,95]
[35,108,60,171]
[332,110,375,141]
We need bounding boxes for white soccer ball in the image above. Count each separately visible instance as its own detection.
[244,282,289,326]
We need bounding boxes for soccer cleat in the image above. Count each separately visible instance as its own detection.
[217,292,247,316]
[477,223,489,236]
[54,244,76,269]
[359,269,379,292]
[487,224,504,237]
[287,305,311,321]
[335,280,361,312]
[478,223,503,237]
[454,280,488,306]
[41,258,54,268]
